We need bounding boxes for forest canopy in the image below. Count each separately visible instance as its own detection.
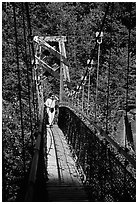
[2,2,136,202]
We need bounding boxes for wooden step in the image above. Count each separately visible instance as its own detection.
[46,125,88,201]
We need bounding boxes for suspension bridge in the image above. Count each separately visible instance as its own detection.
[3,2,136,202]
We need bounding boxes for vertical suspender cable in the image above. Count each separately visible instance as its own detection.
[25,2,37,123]
[105,3,113,196]
[124,2,132,197]
[95,42,100,122]
[82,84,84,112]
[25,2,36,82]
[21,3,33,148]
[106,3,113,133]
[87,68,91,115]
[125,3,132,146]
[13,3,25,175]
[77,3,110,93]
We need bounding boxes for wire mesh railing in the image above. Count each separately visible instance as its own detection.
[58,105,136,202]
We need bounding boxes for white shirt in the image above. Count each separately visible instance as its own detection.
[45,96,58,108]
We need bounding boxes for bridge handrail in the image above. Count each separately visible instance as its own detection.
[60,102,136,168]
[25,106,44,201]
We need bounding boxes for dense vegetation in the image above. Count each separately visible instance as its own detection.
[2,2,136,201]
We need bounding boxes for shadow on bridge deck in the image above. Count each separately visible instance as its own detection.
[46,125,88,202]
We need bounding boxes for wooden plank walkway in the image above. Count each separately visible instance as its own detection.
[46,125,88,202]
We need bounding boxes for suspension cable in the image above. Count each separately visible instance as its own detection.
[21,2,33,148]
[77,2,110,93]
[25,2,37,122]
[13,3,25,174]
[25,2,36,72]
[125,3,132,137]
[125,4,132,149]
[95,39,101,122]
[124,3,132,197]
[25,3,35,58]
[106,3,114,133]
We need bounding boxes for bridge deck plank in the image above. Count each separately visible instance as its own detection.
[46,125,88,201]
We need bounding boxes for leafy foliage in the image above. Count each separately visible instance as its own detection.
[2,2,136,201]
[2,3,37,201]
